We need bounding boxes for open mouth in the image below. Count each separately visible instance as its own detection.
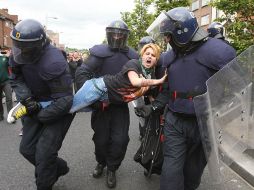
[146,59,152,64]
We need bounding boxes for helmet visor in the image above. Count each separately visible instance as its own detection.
[106,28,129,49]
[12,40,42,64]
[146,12,169,40]
[146,12,173,49]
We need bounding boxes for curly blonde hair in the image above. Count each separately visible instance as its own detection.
[140,43,161,60]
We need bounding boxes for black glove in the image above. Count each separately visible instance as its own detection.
[21,97,42,115]
[134,104,153,118]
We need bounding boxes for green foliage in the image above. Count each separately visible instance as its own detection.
[65,47,89,54]
[211,0,254,54]
[154,0,190,17]
[121,0,190,50]
[121,0,154,50]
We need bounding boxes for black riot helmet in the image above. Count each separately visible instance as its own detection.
[10,19,47,64]
[159,7,208,49]
[138,36,155,51]
[106,20,130,50]
[207,22,224,39]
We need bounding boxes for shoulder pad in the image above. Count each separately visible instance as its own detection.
[196,38,236,70]
[125,47,139,60]
[89,44,114,58]
[158,50,176,68]
[39,45,67,80]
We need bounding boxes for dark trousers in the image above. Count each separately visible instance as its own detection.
[19,114,74,190]
[160,111,207,190]
[91,104,130,171]
[0,81,13,117]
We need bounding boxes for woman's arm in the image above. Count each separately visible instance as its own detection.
[128,70,167,87]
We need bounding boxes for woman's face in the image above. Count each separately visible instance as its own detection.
[141,47,157,69]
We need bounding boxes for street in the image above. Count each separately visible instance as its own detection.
[0,104,253,190]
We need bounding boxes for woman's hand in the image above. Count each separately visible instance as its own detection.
[158,70,168,84]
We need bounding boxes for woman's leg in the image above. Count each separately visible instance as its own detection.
[70,78,107,113]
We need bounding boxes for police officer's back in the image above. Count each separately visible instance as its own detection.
[9,19,74,190]
[75,20,138,188]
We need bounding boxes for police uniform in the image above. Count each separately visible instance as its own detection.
[9,19,74,190]
[141,8,236,190]
[76,44,138,172]
[159,38,236,190]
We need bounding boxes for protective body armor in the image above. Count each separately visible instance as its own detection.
[167,38,236,114]
[9,44,72,101]
[89,44,138,76]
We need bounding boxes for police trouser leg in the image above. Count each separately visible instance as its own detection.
[183,137,206,190]
[91,105,130,171]
[19,114,73,189]
[160,111,207,190]
[160,112,186,190]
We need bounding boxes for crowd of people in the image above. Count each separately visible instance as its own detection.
[0,6,237,190]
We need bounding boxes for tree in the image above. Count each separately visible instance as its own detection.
[211,0,254,54]
[154,0,190,17]
[121,0,154,50]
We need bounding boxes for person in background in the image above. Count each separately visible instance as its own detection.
[82,52,89,62]
[75,20,138,188]
[137,7,236,190]
[8,19,74,190]
[207,22,229,43]
[0,48,13,122]
[68,51,83,92]
[138,36,156,52]
[67,52,73,63]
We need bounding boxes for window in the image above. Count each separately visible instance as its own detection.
[191,1,199,11]
[201,15,210,26]
[201,0,210,6]
[5,21,13,29]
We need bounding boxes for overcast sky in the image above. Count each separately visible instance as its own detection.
[0,0,135,49]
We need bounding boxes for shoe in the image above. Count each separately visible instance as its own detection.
[57,165,70,179]
[57,158,69,179]
[92,163,105,178]
[7,103,27,123]
[106,170,116,188]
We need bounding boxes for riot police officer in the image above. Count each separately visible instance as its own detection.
[137,7,236,190]
[9,19,74,190]
[75,20,138,188]
[138,36,155,51]
[207,22,229,43]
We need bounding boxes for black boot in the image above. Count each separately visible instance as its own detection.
[106,170,116,188]
[56,158,70,180]
[93,163,105,178]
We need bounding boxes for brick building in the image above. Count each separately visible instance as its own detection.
[0,8,18,49]
[191,0,223,30]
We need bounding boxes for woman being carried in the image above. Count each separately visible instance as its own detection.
[70,43,166,113]
[7,43,166,122]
